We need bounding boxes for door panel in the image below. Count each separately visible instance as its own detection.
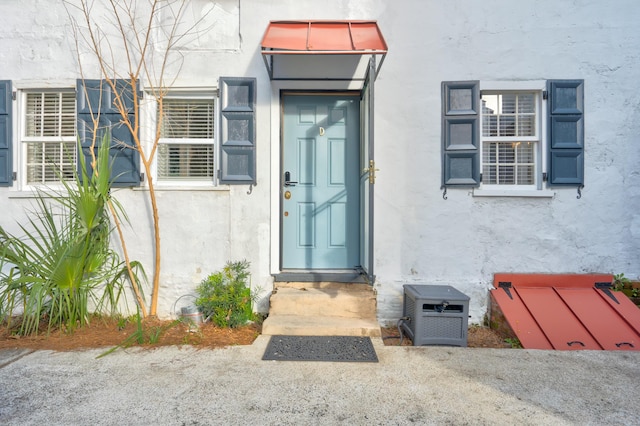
[297,202,314,247]
[282,95,360,269]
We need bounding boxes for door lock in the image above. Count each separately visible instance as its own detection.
[365,160,379,184]
[284,171,298,187]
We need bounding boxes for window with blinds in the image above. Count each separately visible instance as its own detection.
[157,98,215,181]
[24,91,77,184]
[481,92,538,186]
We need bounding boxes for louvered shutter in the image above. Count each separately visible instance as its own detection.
[547,80,584,186]
[77,79,140,187]
[0,81,12,186]
[442,81,480,187]
[219,77,256,184]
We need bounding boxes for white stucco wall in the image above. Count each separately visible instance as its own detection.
[1,0,639,324]
[371,0,640,323]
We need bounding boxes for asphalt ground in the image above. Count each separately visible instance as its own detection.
[1,336,639,425]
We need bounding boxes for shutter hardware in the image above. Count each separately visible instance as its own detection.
[595,282,619,304]
[440,186,448,200]
[140,173,144,182]
[12,171,17,181]
[542,90,548,100]
[12,91,16,101]
[498,281,513,300]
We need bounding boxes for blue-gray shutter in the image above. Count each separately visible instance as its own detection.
[547,79,584,186]
[219,77,256,184]
[0,81,12,186]
[77,79,140,187]
[442,81,480,187]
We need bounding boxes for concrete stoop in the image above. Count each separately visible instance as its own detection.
[262,282,381,337]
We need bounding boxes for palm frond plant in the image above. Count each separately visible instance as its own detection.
[0,134,145,335]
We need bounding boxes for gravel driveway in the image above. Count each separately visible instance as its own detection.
[1,336,638,425]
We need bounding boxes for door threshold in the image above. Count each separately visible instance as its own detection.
[274,270,366,283]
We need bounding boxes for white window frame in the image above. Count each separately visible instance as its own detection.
[474,81,554,198]
[18,88,77,190]
[145,89,218,188]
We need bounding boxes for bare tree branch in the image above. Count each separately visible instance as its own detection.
[65,0,218,317]
[63,0,149,317]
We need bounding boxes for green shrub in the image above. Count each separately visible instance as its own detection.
[195,260,254,328]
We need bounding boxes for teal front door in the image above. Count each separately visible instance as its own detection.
[282,94,360,269]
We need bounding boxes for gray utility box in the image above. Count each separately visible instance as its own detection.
[401,285,470,347]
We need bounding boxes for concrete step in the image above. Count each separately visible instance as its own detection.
[262,282,380,337]
[269,287,376,318]
[261,314,381,337]
[275,281,373,291]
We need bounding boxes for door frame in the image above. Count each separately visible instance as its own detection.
[269,80,366,279]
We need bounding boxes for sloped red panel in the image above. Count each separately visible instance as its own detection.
[491,274,640,351]
[596,288,640,336]
[490,288,553,349]
[307,22,353,51]
[517,287,602,350]
[557,288,639,351]
[348,22,388,51]
[261,22,309,51]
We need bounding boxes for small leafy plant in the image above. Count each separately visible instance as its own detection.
[97,310,181,358]
[116,315,128,331]
[613,273,639,298]
[195,260,255,328]
[504,337,522,349]
[612,273,631,291]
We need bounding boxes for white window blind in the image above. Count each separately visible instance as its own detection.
[481,92,538,186]
[482,93,535,137]
[482,141,535,185]
[158,98,215,181]
[24,92,76,184]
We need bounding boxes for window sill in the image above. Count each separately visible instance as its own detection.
[133,184,230,192]
[7,188,68,199]
[7,190,43,199]
[472,188,555,198]
[5,185,231,197]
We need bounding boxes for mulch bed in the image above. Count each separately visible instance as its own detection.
[381,325,512,348]
[1,317,512,351]
[0,316,260,351]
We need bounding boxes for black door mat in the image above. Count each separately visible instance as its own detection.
[262,335,378,362]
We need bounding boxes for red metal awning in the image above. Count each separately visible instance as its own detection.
[261,20,388,53]
[260,20,388,80]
